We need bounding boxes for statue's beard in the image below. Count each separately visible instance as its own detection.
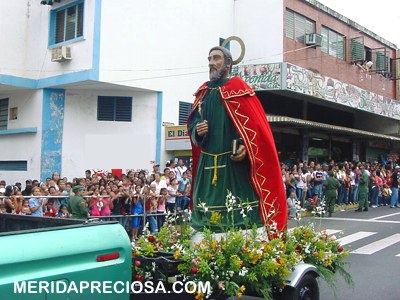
[209,64,228,81]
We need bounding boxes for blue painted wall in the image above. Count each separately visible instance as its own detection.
[40,89,65,181]
[156,92,163,164]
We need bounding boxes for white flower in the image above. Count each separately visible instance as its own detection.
[239,267,248,276]
[227,207,233,213]
[199,202,209,212]
[246,205,253,211]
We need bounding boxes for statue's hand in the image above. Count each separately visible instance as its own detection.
[196,120,208,137]
[231,144,246,162]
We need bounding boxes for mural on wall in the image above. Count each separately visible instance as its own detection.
[231,63,281,90]
[286,63,400,120]
[41,89,65,181]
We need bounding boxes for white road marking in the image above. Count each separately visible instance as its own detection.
[325,229,342,235]
[351,234,400,255]
[325,217,400,224]
[337,231,377,246]
[370,211,400,220]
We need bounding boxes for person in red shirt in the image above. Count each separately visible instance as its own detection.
[44,200,58,217]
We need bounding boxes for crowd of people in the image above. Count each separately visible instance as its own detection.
[2,157,400,239]
[283,160,400,219]
[0,159,191,241]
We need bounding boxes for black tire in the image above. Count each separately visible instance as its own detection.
[279,273,319,300]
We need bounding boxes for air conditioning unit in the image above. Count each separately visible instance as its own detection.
[51,46,71,62]
[305,33,322,47]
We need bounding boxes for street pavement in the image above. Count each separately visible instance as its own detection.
[306,206,400,300]
[239,206,400,300]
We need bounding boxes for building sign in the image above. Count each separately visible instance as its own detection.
[235,62,400,120]
[285,63,400,120]
[165,125,191,151]
[231,63,281,90]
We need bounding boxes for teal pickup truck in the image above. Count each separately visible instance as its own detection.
[0,214,321,300]
[0,214,132,300]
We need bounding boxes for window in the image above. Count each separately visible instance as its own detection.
[0,161,27,171]
[373,48,388,72]
[286,9,315,43]
[321,27,345,60]
[51,1,84,45]
[350,37,364,62]
[9,107,18,120]
[0,98,9,130]
[179,101,192,125]
[97,96,132,122]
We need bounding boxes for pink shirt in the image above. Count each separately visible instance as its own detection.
[157,196,166,212]
[100,197,111,216]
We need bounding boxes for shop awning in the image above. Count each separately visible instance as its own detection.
[267,115,400,142]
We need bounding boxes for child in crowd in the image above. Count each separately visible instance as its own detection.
[143,185,157,234]
[12,190,24,214]
[305,193,319,212]
[20,199,31,215]
[28,187,46,217]
[58,205,71,218]
[166,178,181,213]
[65,182,73,196]
[0,202,6,213]
[177,172,191,212]
[44,200,58,217]
[287,191,297,220]
[90,187,102,217]
[157,188,168,230]
[131,185,144,241]
[98,189,112,220]
[381,184,391,206]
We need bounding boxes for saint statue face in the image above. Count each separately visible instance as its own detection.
[208,49,229,81]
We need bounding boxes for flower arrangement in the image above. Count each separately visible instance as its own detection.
[178,226,300,299]
[132,192,352,299]
[285,225,352,289]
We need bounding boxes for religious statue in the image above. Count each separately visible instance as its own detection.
[187,46,287,238]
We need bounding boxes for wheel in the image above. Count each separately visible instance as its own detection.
[295,274,319,300]
[279,274,319,300]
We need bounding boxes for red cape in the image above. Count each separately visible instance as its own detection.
[188,76,288,238]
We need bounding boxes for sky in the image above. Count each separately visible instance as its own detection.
[318,0,400,47]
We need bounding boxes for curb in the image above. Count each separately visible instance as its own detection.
[300,204,358,218]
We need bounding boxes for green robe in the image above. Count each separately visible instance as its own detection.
[188,79,262,232]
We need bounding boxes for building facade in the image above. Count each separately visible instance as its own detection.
[0,0,399,183]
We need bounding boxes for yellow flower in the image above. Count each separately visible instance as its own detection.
[209,211,222,224]
[211,239,219,251]
[195,291,204,300]
[173,250,181,260]
[237,285,246,297]
[250,253,261,264]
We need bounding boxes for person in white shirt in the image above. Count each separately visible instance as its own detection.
[175,159,187,180]
[151,173,167,195]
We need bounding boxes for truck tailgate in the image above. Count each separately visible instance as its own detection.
[0,223,131,300]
